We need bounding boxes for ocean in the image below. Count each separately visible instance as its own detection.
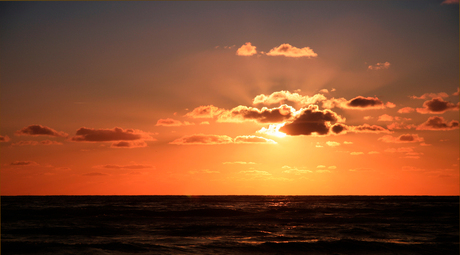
[1,196,459,254]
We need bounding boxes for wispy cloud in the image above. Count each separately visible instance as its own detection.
[15,125,68,137]
[410,92,449,100]
[368,62,390,70]
[70,127,154,142]
[184,105,225,119]
[10,161,39,166]
[94,164,154,169]
[397,107,415,114]
[156,118,194,127]
[170,134,276,145]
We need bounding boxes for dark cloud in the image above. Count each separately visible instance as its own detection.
[0,135,10,142]
[15,125,68,137]
[218,105,295,123]
[279,105,344,136]
[10,161,38,166]
[416,116,459,131]
[111,141,148,148]
[71,127,154,142]
[378,134,424,143]
[416,98,459,114]
[346,96,384,109]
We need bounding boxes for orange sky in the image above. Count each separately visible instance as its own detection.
[1,1,459,195]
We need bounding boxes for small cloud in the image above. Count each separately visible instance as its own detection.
[218,105,295,123]
[223,161,256,165]
[266,43,317,58]
[453,88,459,96]
[11,161,38,166]
[416,98,459,114]
[170,134,233,145]
[156,118,194,127]
[319,89,329,94]
[384,147,414,153]
[323,96,393,110]
[83,172,108,176]
[233,135,277,144]
[200,121,210,125]
[317,165,326,168]
[282,166,313,175]
[239,170,271,175]
[350,152,364,155]
[347,124,392,134]
[111,141,148,148]
[378,134,424,143]
[40,140,63,145]
[343,141,353,144]
[416,116,459,131]
[397,107,415,114]
[70,127,154,142]
[0,135,10,142]
[15,125,68,137]
[410,92,449,100]
[386,102,396,108]
[368,62,390,70]
[328,166,337,169]
[236,42,257,56]
[363,116,373,120]
[184,105,225,118]
[12,141,39,146]
[378,114,395,122]
[387,122,416,130]
[368,151,380,154]
[326,141,340,147]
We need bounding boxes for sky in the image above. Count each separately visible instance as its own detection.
[1,0,459,195]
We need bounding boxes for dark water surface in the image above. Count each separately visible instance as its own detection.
[2,196,459,254]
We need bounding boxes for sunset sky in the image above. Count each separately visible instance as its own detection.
[1,1,459,195]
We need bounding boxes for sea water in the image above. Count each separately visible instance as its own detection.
[2,196,459,254]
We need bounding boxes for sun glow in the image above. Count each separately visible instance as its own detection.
[257,123,287,138]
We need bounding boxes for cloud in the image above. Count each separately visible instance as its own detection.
[95,164,154,169]
[0,135,10,142]
[347,124,392,134]
[416,116,459,131]
[256,123,287,137]
[10,161,38,166]
[319,89,329,94]
[236,42,257,56]
[12,140,63,146]
[368,151,380,154]
[253,90,326,106]
[350,152,364,155]
[83,172,108,176]
[266,43,317,58]
[387,122,416,130]
[378,134,424,143]
[368,62,390,70]
[326,141,340,147]
[239,170,271,175]
[70,127,154,142]
[233,135,277,144]
[384,147,414,153]
[378,114,395,122]
[282,166,312,175]
[200,121,210,125]
[170,134,276,145]
[416,98,459,114]
[223,161,256,165]
[453,88,459,96]
[328,166,337,169]
[156,118,194,127]
[15,125,68,137]
[184,105,225,118]
[279,105,345,136]
[111,141,148,148]
[343,141,353,144]
[323,96,392,110]
[170,134,233,145]
[441,0,459,5]
[398,107,415,114]
[218,105,295,123]
[410,92,449,100]
[317,165,326,168]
